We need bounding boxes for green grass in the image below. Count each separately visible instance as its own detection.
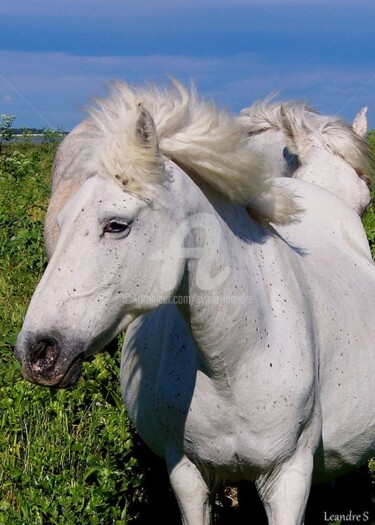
[0,138,374,524]
[0,354,141,524]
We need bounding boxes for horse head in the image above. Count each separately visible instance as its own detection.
[15,104,190,387]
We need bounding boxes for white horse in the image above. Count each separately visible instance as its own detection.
[239,101,373,216]
[15,81,375,525]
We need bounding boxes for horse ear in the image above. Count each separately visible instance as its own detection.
[136,105,159,151]
[352,107,368,138]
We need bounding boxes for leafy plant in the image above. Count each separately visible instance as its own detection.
[0,115,15,155]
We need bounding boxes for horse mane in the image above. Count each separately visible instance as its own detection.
[240,99,374,186]
[56,80,302,225]
[239,98,318,134]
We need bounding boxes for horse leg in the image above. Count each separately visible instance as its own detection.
[166,451,212,525]
[255,446,314,525]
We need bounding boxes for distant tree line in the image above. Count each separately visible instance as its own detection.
[1,127,68,137]
[6,127,67,135]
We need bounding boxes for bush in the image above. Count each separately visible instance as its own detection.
[0,115,15,155]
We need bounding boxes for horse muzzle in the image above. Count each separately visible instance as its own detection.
[14,331,85,388]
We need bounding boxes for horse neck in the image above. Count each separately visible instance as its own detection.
[174,188,295,385]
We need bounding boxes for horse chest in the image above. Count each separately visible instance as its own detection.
[123,308,316,478]
[156,368,307,480]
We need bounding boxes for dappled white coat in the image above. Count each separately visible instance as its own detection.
[15,81,375,525]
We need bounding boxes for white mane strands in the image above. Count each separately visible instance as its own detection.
[60,80,303,225]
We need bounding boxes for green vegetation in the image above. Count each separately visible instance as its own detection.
[365,130,375,258]
[0,129,374,524]
[0,115,16,155]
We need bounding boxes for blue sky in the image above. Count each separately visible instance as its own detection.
[1,0,375,130]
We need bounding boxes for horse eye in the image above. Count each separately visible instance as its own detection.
[103,220,130,235]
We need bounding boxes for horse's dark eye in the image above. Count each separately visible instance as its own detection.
[103,220,130,235]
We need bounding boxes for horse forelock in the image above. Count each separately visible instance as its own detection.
[313,117,374,186]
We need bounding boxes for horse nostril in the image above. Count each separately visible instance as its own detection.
[29,338,60,372]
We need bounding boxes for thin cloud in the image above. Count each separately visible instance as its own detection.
[1,49,374,129]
